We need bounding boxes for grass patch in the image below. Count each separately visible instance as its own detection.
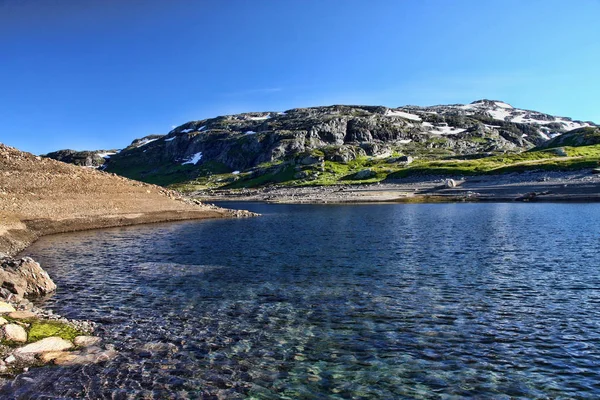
[27,320,82,343]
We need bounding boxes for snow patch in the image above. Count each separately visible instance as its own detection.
[245,131,257,135]
[97,152,116,159]
[164,137,176,142]
[136,138,159,147]
[494,101,513,109]
[232,171,240,175]
[385,109,422,121]
[198,125,206,131]
[421,122,434,128]
[181,129,193,133]
[182,152,203,165]
[250,115,269,121]
[398,139,412,144]
[429,125,467,135]
[488,108,512,121]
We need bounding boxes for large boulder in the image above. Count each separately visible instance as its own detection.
[0,257,57,299]
[15,337,73,355]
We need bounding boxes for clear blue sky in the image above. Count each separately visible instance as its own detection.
[1,0,599,155]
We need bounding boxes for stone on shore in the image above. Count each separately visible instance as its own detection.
[8,311,36,320]
[445,179,456,188]
[3,324,27,342]
[0,302,16,313]
[0,317,8,326]
[73,335,101,347]
[15,337,73,354]
[0,257,56,299]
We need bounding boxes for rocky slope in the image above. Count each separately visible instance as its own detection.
[44,100,596,187]
[0,143,250,256]
[537,127,600,149]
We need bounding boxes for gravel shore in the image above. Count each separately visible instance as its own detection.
[0,143,254,257]
[192,169,600,204]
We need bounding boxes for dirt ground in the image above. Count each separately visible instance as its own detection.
[0,144,245,256]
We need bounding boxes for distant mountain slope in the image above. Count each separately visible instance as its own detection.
[44,100,596,187]
[537,127,600,149]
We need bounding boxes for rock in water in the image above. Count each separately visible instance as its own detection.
[15,337,73,354]
[3,324,27,342]
[73,336,101,347]
[0,257,56,299]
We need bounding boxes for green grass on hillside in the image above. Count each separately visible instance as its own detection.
[166,144,600,192]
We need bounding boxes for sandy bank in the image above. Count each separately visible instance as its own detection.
[192,169,600,204]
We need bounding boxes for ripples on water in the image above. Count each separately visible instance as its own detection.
[2,203,600,398]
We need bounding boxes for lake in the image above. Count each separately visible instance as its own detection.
[3,202,600,399]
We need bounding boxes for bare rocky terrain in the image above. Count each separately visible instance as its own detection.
[0,143,252,257]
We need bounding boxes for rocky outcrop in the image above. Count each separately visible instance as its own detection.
[44,101,597,187]
[0,257,56,299]
[537,127,600,149]
[44,149,117,168]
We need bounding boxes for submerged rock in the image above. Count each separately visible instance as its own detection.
[73,336,101,347]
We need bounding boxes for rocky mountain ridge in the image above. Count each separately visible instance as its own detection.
[44,100,596,186]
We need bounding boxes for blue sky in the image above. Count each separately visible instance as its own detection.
[1,0,599,155]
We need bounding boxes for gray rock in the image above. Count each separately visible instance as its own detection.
[355,169,375,179]
[0,257,56,299]
[445,179,457,188]
[398,155,414,164]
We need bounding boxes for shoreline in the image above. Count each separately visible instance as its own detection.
[1,207,253,258]
[191,169,600,204]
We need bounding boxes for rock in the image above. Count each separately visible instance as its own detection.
[38,351,68,363]
[8,311,36,320]
[53,348,117,366]
[4,355,15,364]
[0,317,7,326]
[0,302,16,313]
[552,147,567,157]
[299,155,323,165]
[0,257,56,299]
[398,155,414,164]
[355,169,375,179]
[3,324,27,342]
[73,336,101,347]
[445,179,456,188]
[15,337,73,354]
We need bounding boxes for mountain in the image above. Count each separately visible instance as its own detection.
[44,100,596,188]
